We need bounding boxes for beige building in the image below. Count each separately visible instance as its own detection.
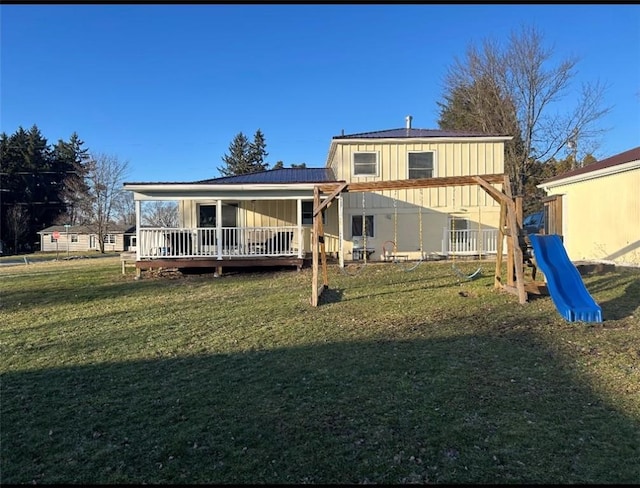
[325,120,509,260]
[538,146,640,266]
[38,225,136,253]
[124,118,511,266]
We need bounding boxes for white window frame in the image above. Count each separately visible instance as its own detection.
[353,152,379,177]
[103,234,116,244]
[407,151,436,179]
[70,234,79,243]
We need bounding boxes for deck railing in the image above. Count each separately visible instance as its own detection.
[442,228,499,256]
[138,226,302,259]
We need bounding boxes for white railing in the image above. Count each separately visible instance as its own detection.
[442,228,499,256]
[138,226,302,259]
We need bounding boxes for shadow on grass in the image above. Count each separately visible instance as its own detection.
[586,271,640,320]
[2,329,638,485]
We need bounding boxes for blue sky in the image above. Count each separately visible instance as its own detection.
[2,4,639,183]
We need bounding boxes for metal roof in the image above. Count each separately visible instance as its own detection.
[541,146,640,185]
[38,224,136,234]
[124,167,337,186]
[333,128,511,139]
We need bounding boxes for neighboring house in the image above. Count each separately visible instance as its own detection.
[38,225,137,253]
[123,117,511,268]
[537,146,640,266]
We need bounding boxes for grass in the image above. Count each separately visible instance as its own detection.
[1,257,639,484]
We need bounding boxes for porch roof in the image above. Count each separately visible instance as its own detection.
[123,167,341,201]
[38,224,136,235]
[123,167,337,186]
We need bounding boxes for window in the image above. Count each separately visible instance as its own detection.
[50,234,57,243]
[103,234,116,244]
[353,152,378,176]
[352,215,374,237]
[302,201,326,225]
[199,205,216,227]
[71,234,79,243]
[408,151,435,179]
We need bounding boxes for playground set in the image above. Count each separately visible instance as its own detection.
[308,173,602,323]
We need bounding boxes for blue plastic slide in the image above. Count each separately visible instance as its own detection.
[528,234,603,323]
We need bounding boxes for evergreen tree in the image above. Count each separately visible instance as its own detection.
[0,126,91,253]
[248,129,269,172]
[218,129,270,176]
[52,132,91,225]
[218,132,252,176]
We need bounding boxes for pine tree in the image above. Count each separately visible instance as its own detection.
[218,132,252,176]
[248,129,269,172]
[218,129,270,176]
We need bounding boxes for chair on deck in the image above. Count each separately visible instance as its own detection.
[260,231,293,255]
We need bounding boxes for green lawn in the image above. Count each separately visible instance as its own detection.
[1,257,639,484]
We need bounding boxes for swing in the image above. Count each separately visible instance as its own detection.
[341,192,369,276]
[450,186,482,281]
[385,188,426,272]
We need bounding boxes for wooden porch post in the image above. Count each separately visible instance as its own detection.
[216,199,223,260]
[135,199,142,278]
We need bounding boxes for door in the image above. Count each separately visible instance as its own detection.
[198,203,238,249]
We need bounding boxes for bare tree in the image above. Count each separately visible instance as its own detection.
[439,24,611,196]
[7,205,29,253]
[141,201,178,227]
[79,152,129,253]
[113,190,136,226]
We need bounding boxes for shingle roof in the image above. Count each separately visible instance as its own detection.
[542,146,640,185]
[192,167,337,185]
[333,128,510,139]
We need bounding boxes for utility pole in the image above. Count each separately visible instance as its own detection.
[65,223,71,258]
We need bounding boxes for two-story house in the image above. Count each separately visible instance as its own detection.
[123,117,511,273]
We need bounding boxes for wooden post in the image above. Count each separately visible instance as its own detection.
[317,208,329,289]
[506,198,527,304]
[503,177,515,287]
[311,186,320,307]
[494,201,506,289]
[515,196,523,228]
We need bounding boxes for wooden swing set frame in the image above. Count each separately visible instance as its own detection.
[309,173,547,307]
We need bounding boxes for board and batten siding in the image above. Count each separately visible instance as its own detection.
[545,167,640,266]
[178,199,341,253]
[328,139,505,259]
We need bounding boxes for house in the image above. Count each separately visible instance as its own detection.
[123,117,511,273]
[37,224,137,253]
[537,146,640,267]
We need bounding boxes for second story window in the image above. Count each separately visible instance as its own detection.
[353,152,378,176]
[408,151,435,179]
